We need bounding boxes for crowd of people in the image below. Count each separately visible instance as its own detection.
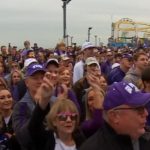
[0,40,150,150]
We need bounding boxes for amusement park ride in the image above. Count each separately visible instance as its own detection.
[108,18,150,47]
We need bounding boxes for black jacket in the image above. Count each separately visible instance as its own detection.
[28,104,85,150]
[72,77,90,121]
[79,122,150,150]
[0,116,21,150]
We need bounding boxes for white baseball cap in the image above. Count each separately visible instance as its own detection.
[81,42,96,51]
[61,56,70,61]
[45,58,59,68]
[24,58,38,68]
[85,57,99,66]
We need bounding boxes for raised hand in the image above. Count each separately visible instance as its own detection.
[35,72,58,110]
[93,91,104,110]
[86,73,104,110]
[57,84,68,100]
[86,71,101,91]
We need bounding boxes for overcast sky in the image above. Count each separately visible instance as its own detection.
[0,0,150,48]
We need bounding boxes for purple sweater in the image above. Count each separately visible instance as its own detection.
[54,87,81,113]
[81,109,103,138]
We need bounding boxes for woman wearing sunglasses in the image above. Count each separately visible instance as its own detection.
[28,93,85,150]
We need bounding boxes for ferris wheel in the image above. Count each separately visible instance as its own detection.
[111,18,150,43]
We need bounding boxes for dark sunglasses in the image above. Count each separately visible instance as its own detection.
[113,106,149,115]
[57,112,78,121]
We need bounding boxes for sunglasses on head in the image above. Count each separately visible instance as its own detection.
[56,112,78,121]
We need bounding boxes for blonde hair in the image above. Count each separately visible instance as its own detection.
[46,99,79,131]
[55,42,66,50]
[0,77,8,90]
[85,87,105,120]
[58,67,72,87]
[10,70,23,85]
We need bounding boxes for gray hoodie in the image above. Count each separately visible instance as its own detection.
[124,67,141,86]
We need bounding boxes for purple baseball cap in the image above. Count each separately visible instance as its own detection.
[122,53,133,60]
[103,81,150,110]
[25,63,45,77]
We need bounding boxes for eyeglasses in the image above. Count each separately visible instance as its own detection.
[56,112,78,121]
[113,106,148,115]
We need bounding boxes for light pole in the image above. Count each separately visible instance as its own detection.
[94,35,98,46]
[70,36,73,46]
[61,0,71,41]
[88,27,92,42]
[66,35,69,47]
[99,37,101,46]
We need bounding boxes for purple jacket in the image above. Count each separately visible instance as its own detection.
[101,60,112,76]
[81,109,103,138]
[54,87,81,113]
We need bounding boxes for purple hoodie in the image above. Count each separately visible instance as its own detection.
[81,109,103,138]
[54,86,81,113]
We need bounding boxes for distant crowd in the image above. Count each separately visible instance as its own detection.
[0,40,150,150]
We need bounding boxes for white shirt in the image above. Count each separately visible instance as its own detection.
[54,134,76,150]
[73,59,101,84]
[4,116,11,125]
[111,63,120,69]
[73,60,84,84]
